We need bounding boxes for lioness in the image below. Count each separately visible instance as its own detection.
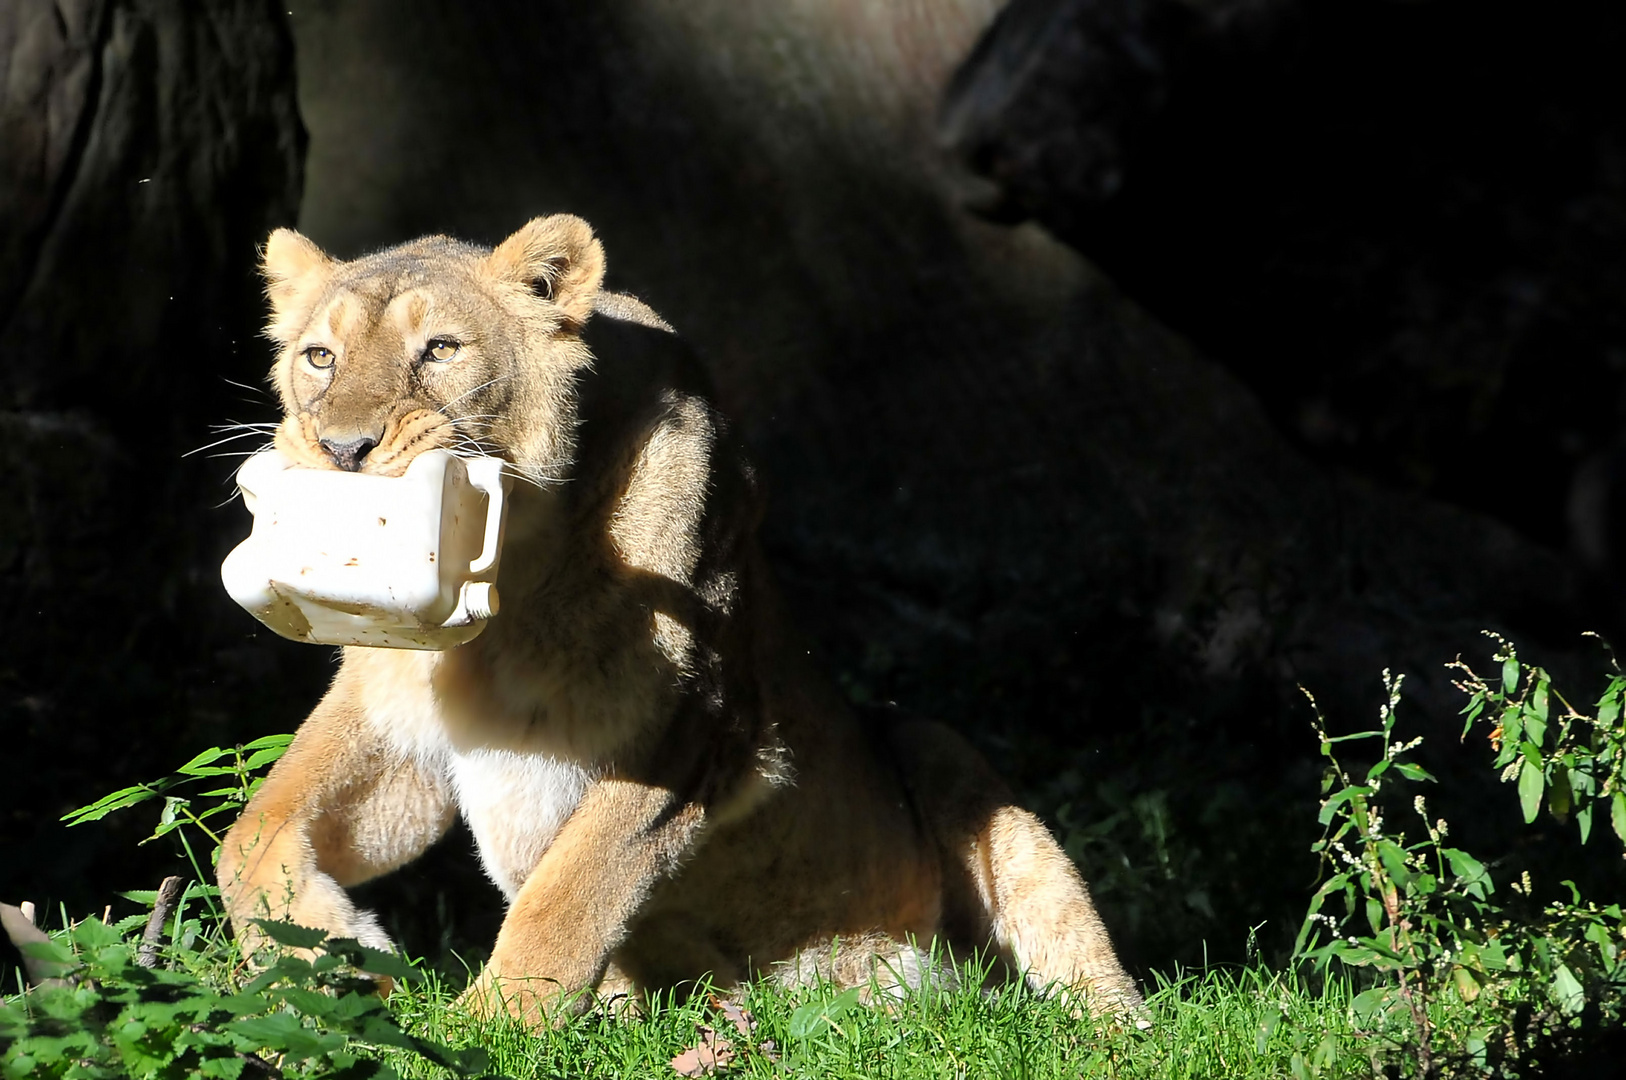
[218,214,1141,1023]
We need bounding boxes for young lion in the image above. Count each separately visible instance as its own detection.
[217,215,1141,1023]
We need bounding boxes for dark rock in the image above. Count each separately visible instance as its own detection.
[943,0,1626,619]
[0,0,310,914]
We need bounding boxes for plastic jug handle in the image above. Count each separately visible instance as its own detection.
[466,459,508,576]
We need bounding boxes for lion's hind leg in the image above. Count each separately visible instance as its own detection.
[881,716,1143,1018]
[973,805,1144,1016]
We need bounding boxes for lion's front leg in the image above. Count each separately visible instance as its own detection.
[218,670,455,962]
[459,778,706,1026]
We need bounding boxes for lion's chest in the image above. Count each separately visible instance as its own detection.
[354,648,596,900]
[447,747,590,900]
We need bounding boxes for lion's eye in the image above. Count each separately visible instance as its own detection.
[303,346,335,369]
[425,339,461,362]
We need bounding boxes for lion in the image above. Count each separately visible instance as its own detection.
[217,214,1143,1024]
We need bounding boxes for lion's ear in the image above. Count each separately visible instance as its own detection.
[486,215,606,325]
[261,228,334,342]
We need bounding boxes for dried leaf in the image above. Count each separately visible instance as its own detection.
[670,1025,735,1076]
[709,994,757,1039]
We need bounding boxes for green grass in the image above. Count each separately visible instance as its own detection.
[375,965,1387,1079]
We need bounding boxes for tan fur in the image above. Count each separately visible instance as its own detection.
[218,215,1142,1024]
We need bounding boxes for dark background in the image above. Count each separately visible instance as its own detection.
[5,0,1626,983]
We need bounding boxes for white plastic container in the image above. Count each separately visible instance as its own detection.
[220,448,511,650]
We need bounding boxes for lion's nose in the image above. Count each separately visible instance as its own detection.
[318,435,378,472]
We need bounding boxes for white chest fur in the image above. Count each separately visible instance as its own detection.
[355,649,589,901]
[448,748,588,899]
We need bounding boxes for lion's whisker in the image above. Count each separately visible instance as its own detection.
[220,376,272,397]
[207,421,280,432]
[438,374,517,414]
[185,429,280,457]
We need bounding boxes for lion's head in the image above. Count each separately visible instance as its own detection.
[260,215,606,486]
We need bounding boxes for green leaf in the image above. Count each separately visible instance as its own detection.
[1503,657,1520,694]
[1571,761,1597,798]
[1255,1006,1282,1055]
[1445,848,1493,899]
[1337,945,1394,969]
[1376,840,1413,889]
[250,919,328,950]
[1552,964,1586,1015]
[18,940,77,981]
[1519,759,1544,823]
[328,992,387,1021]
[61,783,165,825]
[1599,687,1622,727]
[226,1013,343,1062]
[1453,965,1485,1002]
[1501,706,1525,750]
[1580,803,1595,844]
[1394,762,1436,782]
[1351,985,1395,1025]
[241,747,287,771]
[240,733,295,752]
[788,987,862,1040]
[1550,766,1573,821]
[1365,896,1384,935]
[1312,1033,1339,1071]
[1533,679,1550,722]
[1524,709,1548,748]
[68,917,121,950]
[279,985,339,1019]
[1317,789,1355,825]
[1461,692,1486,737]
[175,746,234,775]
[197,1057,249,1080]
[328,941,415,981]
[112,1017,176,1076]
[1611,792,1626,844]
[113,913,149,934]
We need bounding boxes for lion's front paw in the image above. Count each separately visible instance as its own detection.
[455,967,590,1029]
[229,870,395,970]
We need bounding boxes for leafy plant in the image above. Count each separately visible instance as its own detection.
[61,735,294,875]
[5,738,502,1078]
[0,915,492,1079]
[1296,653,1626,1077]
[1452,632,1626,849]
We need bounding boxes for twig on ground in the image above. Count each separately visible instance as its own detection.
[137,875,187,969]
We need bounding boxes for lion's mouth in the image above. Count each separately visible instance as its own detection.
[276,409,498,477]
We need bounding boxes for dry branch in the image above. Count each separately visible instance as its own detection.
[137,875,187,969]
